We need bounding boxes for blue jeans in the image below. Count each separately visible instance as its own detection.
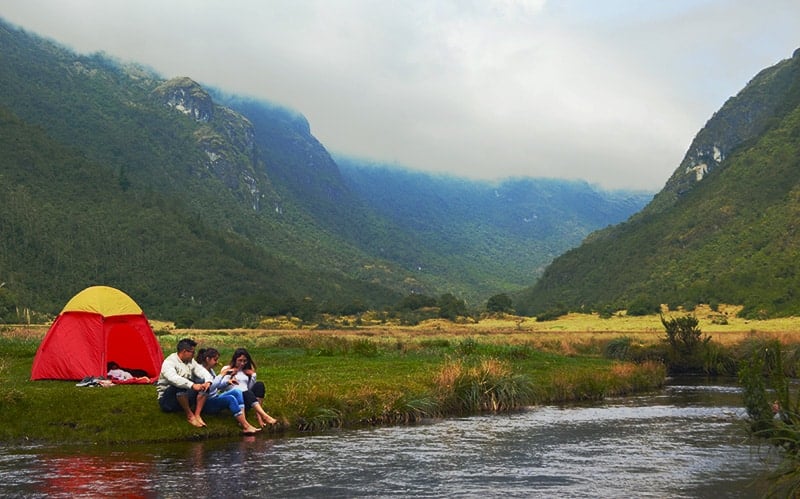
[202,389,246,418]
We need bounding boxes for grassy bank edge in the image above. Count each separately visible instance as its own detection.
[0,328,667,446]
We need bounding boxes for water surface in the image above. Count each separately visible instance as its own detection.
[0,380,778,498]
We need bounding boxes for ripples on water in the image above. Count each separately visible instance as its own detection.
[0,381,777,498]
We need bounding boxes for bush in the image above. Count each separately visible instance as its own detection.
[438,293,467,320]
[661,314,707,354]
[627,296,660,316]
[486,293,514,314]
[660,314,722,374]
[604,337,632,360]
[535,306,568,322]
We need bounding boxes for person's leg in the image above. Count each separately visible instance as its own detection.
[158,385,181,413]
[235,411,260,434]
[252,381,266,400]
[254,404,277,426]
[242,389,277,426]
[177,389,204,427]
[218,392,259,433]
[193,392,208,427]
[227,388,245,406]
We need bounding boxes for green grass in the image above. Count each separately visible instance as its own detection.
[0,332,666,445]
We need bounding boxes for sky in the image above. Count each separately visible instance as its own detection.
[2,1,799,190]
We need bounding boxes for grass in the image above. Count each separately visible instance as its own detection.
[5,308,800,446]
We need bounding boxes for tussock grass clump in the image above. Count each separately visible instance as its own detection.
[457,337,478,356]
[279,383,347,431]
[537,361,666,403]
[433,358,534,414]
[296,407,344,432]
[281,384,439,431]
[383,394,441,423]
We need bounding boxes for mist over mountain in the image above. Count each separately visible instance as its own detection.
[517,48,800,319]
[337,157,653,295]
[0,18,653,324]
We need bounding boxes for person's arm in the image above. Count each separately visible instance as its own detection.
[191,361,212,391]
[194,364,214,383]
[211,373,228,392]
[160,355,195,390]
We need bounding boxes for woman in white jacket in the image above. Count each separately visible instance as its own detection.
[193,347,262,435]
[219,347,277,427]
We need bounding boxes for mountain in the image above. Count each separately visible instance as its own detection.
[337,158,652,298]
[0,20,405,323]
[0,18,651,324]
[516,48,800,319]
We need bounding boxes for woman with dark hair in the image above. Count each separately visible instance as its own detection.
[193,347,261,435]
[219,348,277,427]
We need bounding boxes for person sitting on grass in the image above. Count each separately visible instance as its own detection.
[219,347,277,427]
[192,347,261,435]
[156,338,210,428]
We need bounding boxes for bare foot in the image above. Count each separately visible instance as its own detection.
[188,416,205,428]
[258,415,277,427]
[256,408,277,426]
[240,423,262,435]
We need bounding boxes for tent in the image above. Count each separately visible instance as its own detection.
[31,286,164,380]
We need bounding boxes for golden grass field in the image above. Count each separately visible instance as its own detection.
[138,304,800,350]
[9,304,800,349]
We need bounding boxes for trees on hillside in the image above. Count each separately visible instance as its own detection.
[486,293,514,314]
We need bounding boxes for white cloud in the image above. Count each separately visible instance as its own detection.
[1,0,798,189]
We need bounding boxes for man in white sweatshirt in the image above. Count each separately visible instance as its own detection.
[156,338,210,427]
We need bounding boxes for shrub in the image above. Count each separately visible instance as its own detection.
[627,296,660,316]
[438,293,467,320]
[604,336,632,360]
[535,306,567,322]
[739,341,800,496]
[659,314,720,374]
[457,337,478,356]
[486,293,514,314]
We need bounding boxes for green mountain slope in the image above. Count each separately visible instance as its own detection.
[0,21,405,322]
[337,158,652,300]
[0,18,655,322]
[517,48,800,318]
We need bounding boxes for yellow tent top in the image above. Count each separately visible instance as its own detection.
[61,286,143,317]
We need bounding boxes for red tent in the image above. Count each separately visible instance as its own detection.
[31,286,163,380]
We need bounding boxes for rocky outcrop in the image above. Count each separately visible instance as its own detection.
[646,49,800,213]
[152,76,214,122]
[152,77,272,211]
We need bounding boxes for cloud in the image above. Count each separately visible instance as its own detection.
[1,0,798,189]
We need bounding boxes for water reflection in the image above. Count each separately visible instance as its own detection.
[0,448,156,498]
[0,381,779,498]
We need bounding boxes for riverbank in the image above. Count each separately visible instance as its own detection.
[1,324,666,445]
[5,308,800,446]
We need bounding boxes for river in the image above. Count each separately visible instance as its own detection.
[0,379,780,498]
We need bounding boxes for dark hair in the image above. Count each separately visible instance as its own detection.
[229,348,256,371]
[176,338,197,353]
[196,347,219,365]
[107,361,120,371]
